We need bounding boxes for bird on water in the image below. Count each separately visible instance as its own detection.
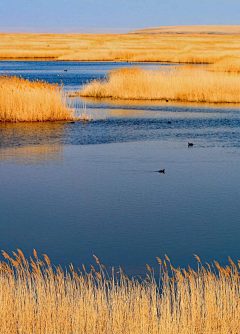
[188,142,194,147]
[158,169,165,174]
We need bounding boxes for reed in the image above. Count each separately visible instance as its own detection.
[0,76,74,122]
[211,56,240,73]
[1,32,240,65]
[80,66,240,103]
[0,250,240,333]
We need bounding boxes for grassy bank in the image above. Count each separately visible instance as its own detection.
[0,250,240,333]
[80,67,240,103]
[1,32,240,64]
[0,76,74,122]
[211,56,240,73]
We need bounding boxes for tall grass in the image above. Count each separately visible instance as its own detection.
[1,250,240,333]
[1,32,240,64]
[80,66,240,103]
[0,76,74,122]
[211,56,240,73]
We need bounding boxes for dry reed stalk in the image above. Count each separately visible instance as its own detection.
[0,76,74,122]
[0,250,240,333]
[79,66,240,103]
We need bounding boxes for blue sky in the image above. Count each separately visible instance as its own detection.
[0,0,240,32]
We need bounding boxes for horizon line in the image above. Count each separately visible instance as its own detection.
[0,27,135,34]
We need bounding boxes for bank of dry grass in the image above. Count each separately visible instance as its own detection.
[0,250,240,333]
[80,67,240,103]
[1,32,240,64]
[0,76,74,122]
[211,56,240,73]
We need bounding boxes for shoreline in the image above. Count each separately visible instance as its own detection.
[0,58,210,64]
[78,94,240,105]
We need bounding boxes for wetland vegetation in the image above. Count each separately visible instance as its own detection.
[1,27,240,64]
[80,65,240,103]
[0,76,74,122]
[1,26,240,333]
[1,250,240,334]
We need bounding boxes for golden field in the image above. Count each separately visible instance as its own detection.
[79,66,240,103]
[130,25,240,35]
[0,76,74,122]
[1,250,240,333]
[1,28,240,64]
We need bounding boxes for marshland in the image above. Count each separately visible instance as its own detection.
[1,26,240,333]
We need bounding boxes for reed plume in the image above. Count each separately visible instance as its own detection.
[0,250,240,333]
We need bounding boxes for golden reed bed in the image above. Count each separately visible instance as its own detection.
[80,66,240,103]
[1,250,240,333]
[0,76,73,122]
[1,31,240,64]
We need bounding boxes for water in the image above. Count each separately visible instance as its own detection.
[0,61,240,275]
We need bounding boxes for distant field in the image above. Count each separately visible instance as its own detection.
[130,25,240,35]
[1,27,240,63]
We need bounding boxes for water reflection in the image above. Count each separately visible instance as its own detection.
[0,122,67,149]
[0,145,63,165]
[81,96,240,110]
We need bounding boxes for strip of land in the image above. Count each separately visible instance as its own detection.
[130,25,240,35]
[79,66,240,103]
[1,25,240,63]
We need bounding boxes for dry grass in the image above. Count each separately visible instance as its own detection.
[130,25,240,35]
[1,32,240,64]
[211,56,240,73]
[1,250,240,333]
[79,66,240,103]
[0,76,74,122]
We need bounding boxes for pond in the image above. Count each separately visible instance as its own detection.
[0,61,240,275]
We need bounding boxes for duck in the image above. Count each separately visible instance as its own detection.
[188,142,194,147]
[158,169,165,174]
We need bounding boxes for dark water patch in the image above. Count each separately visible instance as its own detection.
[1,116,240,148]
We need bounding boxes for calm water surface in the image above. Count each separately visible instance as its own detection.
[0,61,240,275]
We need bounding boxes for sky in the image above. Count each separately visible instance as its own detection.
[0,0,240,33]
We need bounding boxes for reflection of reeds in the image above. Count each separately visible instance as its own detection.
[0,76,74,122]
[0,146,63,165]
[1,250,240,333]
[80,66,240,103]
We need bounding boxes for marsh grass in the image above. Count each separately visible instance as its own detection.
[80,66,240,103]
[1,33,240,64]
[1,250,240,333]
[0,76,74,122]
[211,56,240,73]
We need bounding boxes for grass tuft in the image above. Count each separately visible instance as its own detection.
[0,76,74,122]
